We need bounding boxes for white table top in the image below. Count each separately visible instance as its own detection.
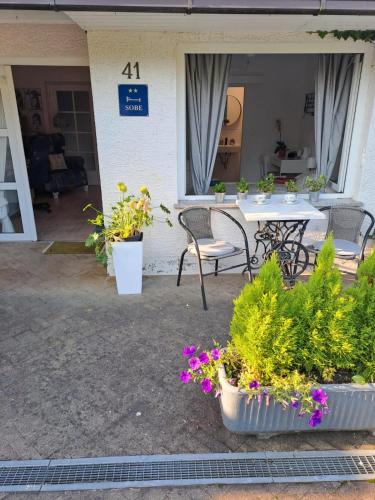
[238,195,326,222]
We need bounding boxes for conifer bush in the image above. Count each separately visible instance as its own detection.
[180,235,375,428]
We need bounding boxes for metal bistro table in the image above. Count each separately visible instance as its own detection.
[238,195,326,284]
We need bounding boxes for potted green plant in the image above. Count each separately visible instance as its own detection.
[256,173,275,199]
[180,237,375,435]
[212,181,226,203]
[236,177,249,201]
[284,179,298,203]
[84,182,171,295]
[305,175,327,203]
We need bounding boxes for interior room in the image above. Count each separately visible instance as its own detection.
[186,53,359,196]
[11,65,102,241]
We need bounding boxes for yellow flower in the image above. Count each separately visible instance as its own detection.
[143,199,151,212]
[117,182,127,193]
[136,200,144,210]
[129,200,137,210]
[140,186,149,196]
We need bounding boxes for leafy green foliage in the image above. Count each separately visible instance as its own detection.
[304,175,326,192]
[257,173,275,194]
[289,236,355,380]
[212,181,226,193]
[346,250,375,381]
[286,179,298,193]
[228,236,375,413]
[236,177,249,193]
[313,30,375,43]
[84,182,172,266]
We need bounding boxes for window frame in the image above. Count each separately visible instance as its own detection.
[176,40,373,201]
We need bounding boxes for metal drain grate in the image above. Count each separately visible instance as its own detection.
[1,451,375,492]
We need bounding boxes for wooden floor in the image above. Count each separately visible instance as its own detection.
[33,185,102,242]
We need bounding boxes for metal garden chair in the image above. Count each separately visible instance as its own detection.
[177,207,253,310]
[309,205,375,267]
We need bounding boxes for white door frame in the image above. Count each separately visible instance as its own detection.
[0,66,36,241]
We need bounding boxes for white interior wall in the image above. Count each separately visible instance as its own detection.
[235,54,316,183]
[212,86,244,183]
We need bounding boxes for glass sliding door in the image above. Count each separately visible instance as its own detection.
[0,66,36,240]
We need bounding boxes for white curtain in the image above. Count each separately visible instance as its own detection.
[315,54,359,180]
[186,54,231,195]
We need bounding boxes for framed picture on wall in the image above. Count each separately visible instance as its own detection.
[16,88,43,111]
[16,88,44,135]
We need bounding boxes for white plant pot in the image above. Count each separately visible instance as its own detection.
[215,192,226,203]
[309,191,320,203]
[237,192,248,201]
[112,236,143,295]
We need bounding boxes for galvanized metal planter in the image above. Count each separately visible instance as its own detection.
[218,367,375,435]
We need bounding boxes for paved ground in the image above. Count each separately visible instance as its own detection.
[1,242,375,499]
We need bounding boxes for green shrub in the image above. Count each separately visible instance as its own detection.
[346,250,375,381]
[289,235,355,381]
[180,236,375,426]
[230,253,297,383]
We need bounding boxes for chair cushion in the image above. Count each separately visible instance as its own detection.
[188,238,236,257]
[313,238,361,258]
[49,153,68,171]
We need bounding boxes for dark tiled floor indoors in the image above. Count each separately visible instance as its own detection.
[0,243,374,499]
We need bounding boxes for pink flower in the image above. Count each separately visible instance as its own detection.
[198,352,210,364]
[180,371,191,384]
[311,388,328,406]
[182,345,196,357]
[188,357,200,371]
[308,409,323,427]
[211,348,221,361]
[249,380,259,390]
[201,378,213,394]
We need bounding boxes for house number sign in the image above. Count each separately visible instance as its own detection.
[122,62,140,79]
[118,84,149,117]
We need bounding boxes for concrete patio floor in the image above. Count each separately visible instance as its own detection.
[1,242,375,499]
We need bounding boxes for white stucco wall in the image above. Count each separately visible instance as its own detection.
[87,30,375,274]
[88,30,263,275]
[0,24,88,62]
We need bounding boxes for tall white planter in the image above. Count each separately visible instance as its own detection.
[112,237,143,294]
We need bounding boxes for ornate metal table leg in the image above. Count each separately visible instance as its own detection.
[251,219,310,283]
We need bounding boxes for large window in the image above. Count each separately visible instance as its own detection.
[185,53,362,197]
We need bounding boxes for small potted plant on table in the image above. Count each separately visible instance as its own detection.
[285,179,298,203]
[180,237,375,435]
[236,178,249,201]
[84,182,171,295]
[256,173,275,200]
[305,175,326,203]
[212,181,226,203]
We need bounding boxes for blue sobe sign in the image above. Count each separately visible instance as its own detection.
[118,84,149,116]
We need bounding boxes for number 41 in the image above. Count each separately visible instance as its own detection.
[122,62,140,79]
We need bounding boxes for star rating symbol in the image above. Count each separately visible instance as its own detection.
[128,88,138,93]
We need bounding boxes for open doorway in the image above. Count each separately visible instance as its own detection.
[12,65,102,241]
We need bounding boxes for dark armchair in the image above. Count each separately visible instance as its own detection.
[26,133,88,197]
